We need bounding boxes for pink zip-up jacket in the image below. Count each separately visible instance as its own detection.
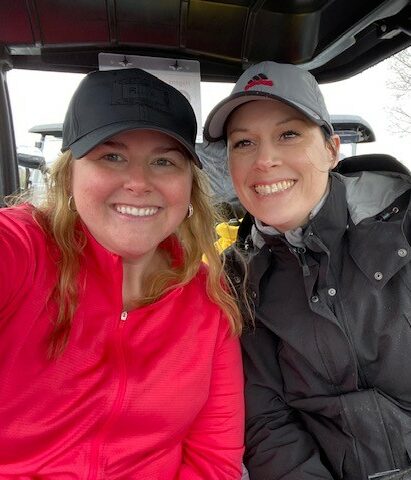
[0,205,244,479]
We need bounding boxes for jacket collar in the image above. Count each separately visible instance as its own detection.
[346,188,411,288]
[303,174,348,254]
[239,174,349,255]
[80,223,184,274]
[239,174,411,288]
[237,172,411,289]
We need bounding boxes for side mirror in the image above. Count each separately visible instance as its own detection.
[17,147,46,171]
[331,115,376,144]
[330,115,376,157]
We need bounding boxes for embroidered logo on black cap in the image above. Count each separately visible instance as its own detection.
[244,73,273,91]
[111,78,170,114]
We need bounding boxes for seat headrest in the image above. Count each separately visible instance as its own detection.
[334,154,410,176]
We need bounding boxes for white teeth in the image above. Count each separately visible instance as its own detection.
[115,205,159,217]
[254,180,295,196]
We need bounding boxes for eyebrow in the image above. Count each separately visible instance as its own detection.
[228,115,307,135]
[102,140,127,149]
[102,140,185,155]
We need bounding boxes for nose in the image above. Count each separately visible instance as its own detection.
[253,143,282,171]
[122,163,152,194]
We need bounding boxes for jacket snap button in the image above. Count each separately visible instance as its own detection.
[374,272,383,281]
[251,291,257,299]
[234,275,241,284]
[328,288,336,296]
[311,295,319,303]
[398,248,408,257]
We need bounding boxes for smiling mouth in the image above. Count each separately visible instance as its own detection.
[115,204,159,217]
[254,180,295,196]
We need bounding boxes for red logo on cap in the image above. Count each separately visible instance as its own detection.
[244,73,273,91]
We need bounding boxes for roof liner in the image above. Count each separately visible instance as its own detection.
[0,0,410,82]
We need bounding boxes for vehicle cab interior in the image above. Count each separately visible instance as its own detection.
[0,0,410,205]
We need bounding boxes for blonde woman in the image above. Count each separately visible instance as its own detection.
[0,68,244,479]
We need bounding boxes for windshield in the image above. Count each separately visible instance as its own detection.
[7,49,411,204]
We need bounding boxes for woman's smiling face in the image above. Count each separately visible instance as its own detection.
[71,129,193,260]
[227,99,340,232]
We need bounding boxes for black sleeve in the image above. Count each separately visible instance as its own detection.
[241,322,334,480]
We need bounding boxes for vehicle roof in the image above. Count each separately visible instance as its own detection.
[1,0,410,83]
[1,0,410,202]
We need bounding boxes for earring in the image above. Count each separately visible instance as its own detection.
[68,195,77,213]
[187,203,194,218]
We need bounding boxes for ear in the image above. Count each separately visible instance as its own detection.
[328,134,341,169]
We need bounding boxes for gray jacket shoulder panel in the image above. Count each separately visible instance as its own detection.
[335,171,411,225]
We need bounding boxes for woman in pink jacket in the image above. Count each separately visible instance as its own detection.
[0,68,244,479]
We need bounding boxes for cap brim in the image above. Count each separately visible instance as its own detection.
[63,121,202,169]
[204,91,333,141]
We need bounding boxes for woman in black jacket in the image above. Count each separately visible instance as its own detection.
[204,60,411,480]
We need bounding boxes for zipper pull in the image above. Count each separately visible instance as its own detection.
[297,247,311,277]
[376,206,399,221]
[120,311,128,321]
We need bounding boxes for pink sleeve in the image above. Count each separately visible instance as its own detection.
[177,317,245,479]
[0,209,33,310]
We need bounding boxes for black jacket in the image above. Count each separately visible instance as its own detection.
[227,169,411,480]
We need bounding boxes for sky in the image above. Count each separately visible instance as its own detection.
[6,52,411,170]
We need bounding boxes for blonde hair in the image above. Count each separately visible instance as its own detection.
[34,150,241,358]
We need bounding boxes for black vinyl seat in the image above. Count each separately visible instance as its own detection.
[334,154,410,176]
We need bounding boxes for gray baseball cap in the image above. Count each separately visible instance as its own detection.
[204,61,333,142]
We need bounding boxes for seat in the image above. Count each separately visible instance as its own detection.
[334,153,410,176]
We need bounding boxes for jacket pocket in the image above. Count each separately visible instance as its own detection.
[399,265,411,293]
[404,312,411,328]
[340,389,399,479]
[373,390,411,470]
[299,407,349,479]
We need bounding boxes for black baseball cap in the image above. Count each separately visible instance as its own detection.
[62,68,202,168]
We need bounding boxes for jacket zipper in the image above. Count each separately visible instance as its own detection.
[290,246,311,277]
[308,233,369,388]
[87,311,128,480]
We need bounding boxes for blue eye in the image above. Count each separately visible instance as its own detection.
[153,157,173,166]
[103,153,124,162]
